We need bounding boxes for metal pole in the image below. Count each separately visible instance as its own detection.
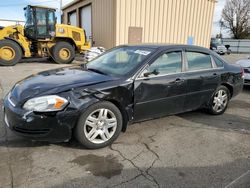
[60,0,62,24]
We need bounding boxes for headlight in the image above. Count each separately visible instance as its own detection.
[23,95,69,112]
[212,47,217,50]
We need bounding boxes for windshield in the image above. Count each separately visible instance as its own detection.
[86,46,153,77]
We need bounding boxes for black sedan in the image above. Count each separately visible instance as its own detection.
[3,45,244,149]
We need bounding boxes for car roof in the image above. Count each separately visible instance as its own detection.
[121,43,210,51]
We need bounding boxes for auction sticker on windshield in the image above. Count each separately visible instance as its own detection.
[134,50,151,56]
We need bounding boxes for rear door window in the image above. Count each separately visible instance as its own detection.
[213,56,224,67]
[186,52,212,71]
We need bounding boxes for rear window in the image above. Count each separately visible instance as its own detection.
[186,52,212,71]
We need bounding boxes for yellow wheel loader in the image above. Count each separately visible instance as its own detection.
[0,5,91,66]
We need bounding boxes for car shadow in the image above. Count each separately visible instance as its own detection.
[178,109,250,132]
[19,57,54,64]
[19,54,85,65]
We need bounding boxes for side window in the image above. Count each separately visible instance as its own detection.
[48,11,55,25]
[186,52,212,71]
[213,56,224,67]
[144,51,182,76]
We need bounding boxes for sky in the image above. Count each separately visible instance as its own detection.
[212,0,229,38]
[0,0,73,25]
[0,0,228,37]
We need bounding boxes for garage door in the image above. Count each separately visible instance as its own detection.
[68,11,77,26]
[81,5,92,41]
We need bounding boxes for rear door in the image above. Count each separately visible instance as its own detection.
[183,50,221,110]
[134,49,186,121]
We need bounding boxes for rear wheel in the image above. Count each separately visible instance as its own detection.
[208,86,230,115]
[51,42,75,64]
[0,39,22,66]
[75,101,123,149]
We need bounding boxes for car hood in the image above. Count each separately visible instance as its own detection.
[236,59,250,67]
[10,66,116,102]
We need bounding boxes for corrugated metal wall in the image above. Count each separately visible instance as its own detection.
[115,0,216,48]
[92,0,115,48]
[63,0,115,49]
[222,39,250,53]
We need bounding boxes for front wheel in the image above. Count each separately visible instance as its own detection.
[208,86,230,115]
[74,101,123,149]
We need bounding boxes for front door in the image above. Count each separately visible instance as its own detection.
[134,50,186,121]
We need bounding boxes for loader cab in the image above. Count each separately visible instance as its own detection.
[24,5,56,40]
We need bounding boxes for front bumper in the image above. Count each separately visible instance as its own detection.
[3,97,79,142]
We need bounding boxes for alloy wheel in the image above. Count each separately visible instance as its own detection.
[212,89,228,113]
[83,108,117,144]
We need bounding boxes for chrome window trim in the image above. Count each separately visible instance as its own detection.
[182,67,224,74]
[211,55,217,68]
[135,67,224,80]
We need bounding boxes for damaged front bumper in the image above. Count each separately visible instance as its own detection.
[3,95,80,142]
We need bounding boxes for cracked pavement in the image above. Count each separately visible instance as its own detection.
[0,56,250,188]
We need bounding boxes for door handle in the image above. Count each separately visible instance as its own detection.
[213,73,217,76]
[175,78,184,84]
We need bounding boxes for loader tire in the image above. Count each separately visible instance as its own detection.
[0,39,22,66]
[51,42,75,64]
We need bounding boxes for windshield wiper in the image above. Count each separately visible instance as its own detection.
[87,68,108,76]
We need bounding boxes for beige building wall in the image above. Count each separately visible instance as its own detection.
[115,0,215,48]
[63,0,115,49]
[63,0,216,49]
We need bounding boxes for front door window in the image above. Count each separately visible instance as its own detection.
[142,51,182,77]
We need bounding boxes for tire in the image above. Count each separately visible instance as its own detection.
[208,86,230,115]
[0,39,22,66]
[51,41,75,64]
[74,101,123,149]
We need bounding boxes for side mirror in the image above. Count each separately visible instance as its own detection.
[143,69,159,77]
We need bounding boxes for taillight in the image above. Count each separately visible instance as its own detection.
[241,67,245,79]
